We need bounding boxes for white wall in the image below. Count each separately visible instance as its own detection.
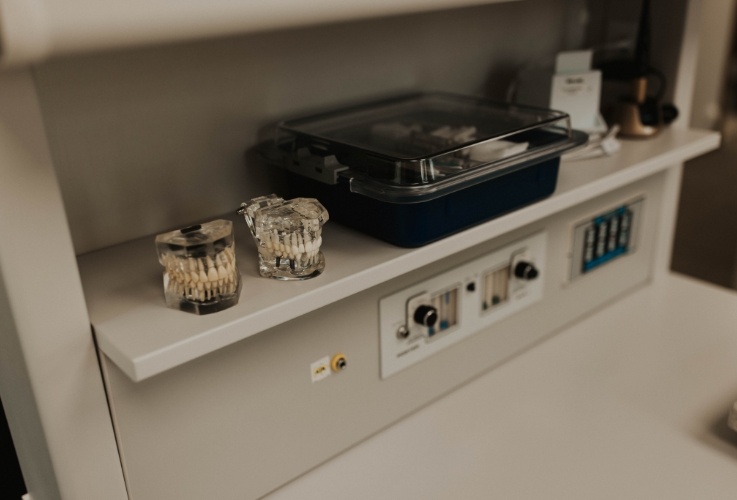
[31,0,579,255]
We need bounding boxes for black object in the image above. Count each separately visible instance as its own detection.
[598,0,679,137]
[413,305,439,328]
[514,261,539,280]
[1,398,27,498]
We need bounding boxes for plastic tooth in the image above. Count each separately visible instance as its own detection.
[222,248,232,264]
[207,264,217,287]
[289,234,298,257]
[218,264,228,280]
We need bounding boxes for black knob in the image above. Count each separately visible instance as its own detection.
[514,261,539,280]
[413,305,438,328]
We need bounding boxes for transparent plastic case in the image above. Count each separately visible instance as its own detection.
[155,220,241,314]
[238,195,329,280]
[274,92,587,203]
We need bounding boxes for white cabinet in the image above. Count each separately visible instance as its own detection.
[0,1,727,499]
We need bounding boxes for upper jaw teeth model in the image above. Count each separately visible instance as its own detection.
[155,220,241,314]
[238,194,329,280]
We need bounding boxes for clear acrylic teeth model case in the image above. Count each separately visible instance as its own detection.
[238,194,329,280]
[155,220,242,314]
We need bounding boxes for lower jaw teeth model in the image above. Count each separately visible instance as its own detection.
[155,220,242,314]
[238,194,329,280]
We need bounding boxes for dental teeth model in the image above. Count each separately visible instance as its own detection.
[238,194,329,280]
[155,220,241,314]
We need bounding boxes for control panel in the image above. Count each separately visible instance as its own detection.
[570,198,643,280]
[379,232,546,378]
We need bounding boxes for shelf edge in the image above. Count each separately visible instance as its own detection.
[94,128,721,382]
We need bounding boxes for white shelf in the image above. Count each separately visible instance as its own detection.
[0,0,520,66]
[81,127,720,382]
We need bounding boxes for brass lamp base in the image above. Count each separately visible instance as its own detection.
[615,101,660,138]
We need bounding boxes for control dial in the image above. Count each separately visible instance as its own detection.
[413,305,438,328]
[513,261,539,280]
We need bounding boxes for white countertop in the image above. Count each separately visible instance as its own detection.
[267,273,737,499]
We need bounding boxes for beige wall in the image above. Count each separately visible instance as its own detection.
[672,0,737,287]
[690,0,736,129]
[32,1,579,255]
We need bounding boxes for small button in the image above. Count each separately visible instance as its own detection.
[396,326,410,339]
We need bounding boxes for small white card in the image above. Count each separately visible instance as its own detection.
[550,70,602,131]
[555,50,593,73]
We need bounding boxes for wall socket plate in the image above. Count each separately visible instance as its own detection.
[379,232,546,378]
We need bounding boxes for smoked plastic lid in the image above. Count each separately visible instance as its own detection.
[155,220,234,260]
[274,92,588,203]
